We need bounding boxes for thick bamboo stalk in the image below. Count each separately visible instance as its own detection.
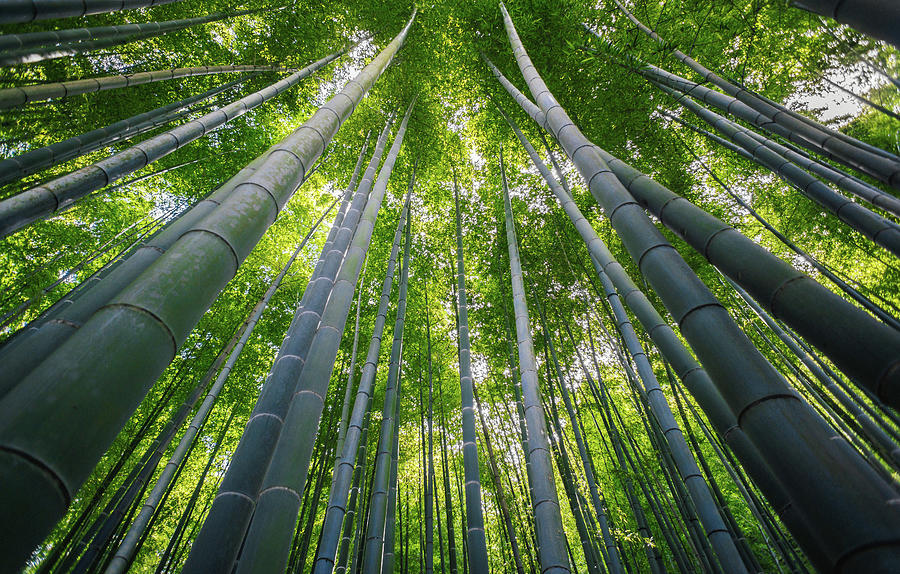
[0,64,276,109]
[0,47,344,238]
[0,9,260,67]
[654,81,900,257]
[313,172,413,573]
[793,1,899,51]
[238,99,414,574]
[1,0,183,25]
[452,172,491,573]
[501,148,571,574]
[0,17,411,570]
[497,5,900,569]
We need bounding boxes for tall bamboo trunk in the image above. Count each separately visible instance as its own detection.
[0,76,247,185]
[497,5,900,569]
[501,148,571,574]
[0,9,260,67]
[452,172,491,573]
[1,0,184,25]
[314,169,414,574]
[0,63,274,108]
[237,99,414,574]
[359,181,414,574]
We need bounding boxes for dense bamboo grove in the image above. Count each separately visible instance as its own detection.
[0,0,899,573]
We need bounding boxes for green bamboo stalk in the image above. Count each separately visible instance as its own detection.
[1,0,184,25]
[0,16,412,570]
[183,114,389,572]
[0,83,236,185]
[0,64,278,109]
[501,147,571,574]
[382,360,404,574]
[0,47,345,238]
[238,99,415,574]
[607,1,900,184]
[452,171,491,573]
[653,81,900,257]
[425,281,436,574]
[102,199,333,574]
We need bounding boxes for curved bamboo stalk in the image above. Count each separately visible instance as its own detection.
[313,169,413,574]
[0,64,281,109]
[0,9,260,67]
[0,76,246,185]
[0,47,345,238]
[452,171,491,573]
[0,17,411,570]
[501,148,571,574]
[1,0,183,25]
[238,98,414,574]
[497,5,900,569]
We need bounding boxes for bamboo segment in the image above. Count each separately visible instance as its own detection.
[0,0,183,25]
[0,64,284,109]
[0,9,259,67]
[501,148,571,574]
[313,170,413,574]
[453,172,491,574]
[497,3,900,570]
[237,98,414,574]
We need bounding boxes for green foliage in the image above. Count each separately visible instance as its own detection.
[1,0,898,572]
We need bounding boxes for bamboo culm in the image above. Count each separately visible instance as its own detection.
[501,147,571,574]
[101,198,335,574]
[453,172,491,573]
[0,76,247,185]
[358,178,414,574]
[0,9,261,67]
[182,115,389,572]
[1,0,183,25]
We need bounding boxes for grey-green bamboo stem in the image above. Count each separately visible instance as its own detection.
[1,0,183,25]
[0,9,260,67]
[313,168,414,574]
[453,171,490,573]
[103,198,334,574]
[0,64,279,109]
[498,5,900,569]
[501,147,571,574]
[237,97,415,574]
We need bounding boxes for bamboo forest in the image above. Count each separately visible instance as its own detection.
[1,0,900,572]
